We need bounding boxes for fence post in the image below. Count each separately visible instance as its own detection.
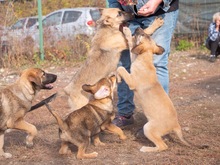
[106,0,109,8]
[37,0,44,61]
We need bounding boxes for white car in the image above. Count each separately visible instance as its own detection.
[0,16,39,48]
[29,7,101,47]
[0,17,38,51]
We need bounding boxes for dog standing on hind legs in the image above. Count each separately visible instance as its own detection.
[29,9,164,112]
[45,76,126,159]
[117,27,208,152]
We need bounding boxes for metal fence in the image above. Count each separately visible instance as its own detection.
[174,0,220,36]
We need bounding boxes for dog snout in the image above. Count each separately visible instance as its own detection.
[123,11,135,21]
[46,73,57,83]
[43,73,57,85]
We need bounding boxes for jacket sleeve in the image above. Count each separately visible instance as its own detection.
[108,0,123,9]
[209,23,219,41]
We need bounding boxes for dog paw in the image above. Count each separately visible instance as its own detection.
[66,149,72,154]
[59,148,72,155]
[116,74,122,83]
[26,135,34,148]
[140,146,149,152]
[154,17,164,26]
[77,152,98,159]
[94,141,105,146]
[140,146,160,152]
[5,152,12,158]
[0,152,12,158]
[90,152,98,158]
[5,129,12,133]
[116,67,124,83]
[123,27,132,36]
[120,135,127,140]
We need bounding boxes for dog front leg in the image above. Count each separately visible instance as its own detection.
[117,66,136,90]
[144,17,164,35]
[59,141,71,154]
[12,120,37,148]
[77,141,98,159]
[0,132,12,158]
[102,123,126,140]
[123,27,136,63]
[93,134,105,146]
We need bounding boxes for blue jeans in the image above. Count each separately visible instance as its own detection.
[117,10,179,117]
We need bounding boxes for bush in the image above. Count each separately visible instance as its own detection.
[176,39,194,51]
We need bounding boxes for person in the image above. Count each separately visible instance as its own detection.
[108,0,179,127]
[205,12,220,63]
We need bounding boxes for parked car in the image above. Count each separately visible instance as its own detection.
[28,7,101,47]
[1,17,39,45]
[0,16,39,53]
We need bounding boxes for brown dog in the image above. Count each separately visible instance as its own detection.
[117,27,191,152]
[0,68,57,158]
[30,8,164,112]
[45,75,126,159]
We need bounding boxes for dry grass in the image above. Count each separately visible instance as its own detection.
[0,33,92,68]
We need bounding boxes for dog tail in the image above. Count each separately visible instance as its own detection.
[45,103,67,131]
[29,89,67,112]
[173,125,209,149]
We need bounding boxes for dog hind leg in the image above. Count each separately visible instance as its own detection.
[0,133,12,158]
[140,122,168,152]
[173,124,190,147]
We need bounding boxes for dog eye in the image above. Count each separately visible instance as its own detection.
[42,72,46,76]
[117,11,122,17]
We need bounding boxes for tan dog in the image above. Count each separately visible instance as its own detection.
[45,75,126,159]
[30,8,164,112]
[0,68,57,158]
[117,27,191,152]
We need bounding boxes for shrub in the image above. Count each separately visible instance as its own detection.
[176,39,194,51]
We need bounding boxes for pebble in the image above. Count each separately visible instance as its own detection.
[182,127,190,131]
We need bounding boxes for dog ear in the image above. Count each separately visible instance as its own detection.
[82,84,96,94]
[154,45,165,55]
[82,84,110,99]
[28,74,41,86]
[131,45,145,55]
[109,75,116,88]
[94,86,110,99]
[97,16,113,26]
[99,8,104,15]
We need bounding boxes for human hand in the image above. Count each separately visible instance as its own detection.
[216,19,220,31]
[137,0,162,16]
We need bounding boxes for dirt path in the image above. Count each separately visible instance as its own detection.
[0,50,219,165]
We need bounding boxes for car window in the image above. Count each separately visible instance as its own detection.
[11,19,26,30]
[90,9,101,22]
[43,12,62,27]
[62,11,82,24]
[26,18,38,28]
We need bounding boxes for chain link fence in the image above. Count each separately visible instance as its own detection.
[174,0,220,37]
